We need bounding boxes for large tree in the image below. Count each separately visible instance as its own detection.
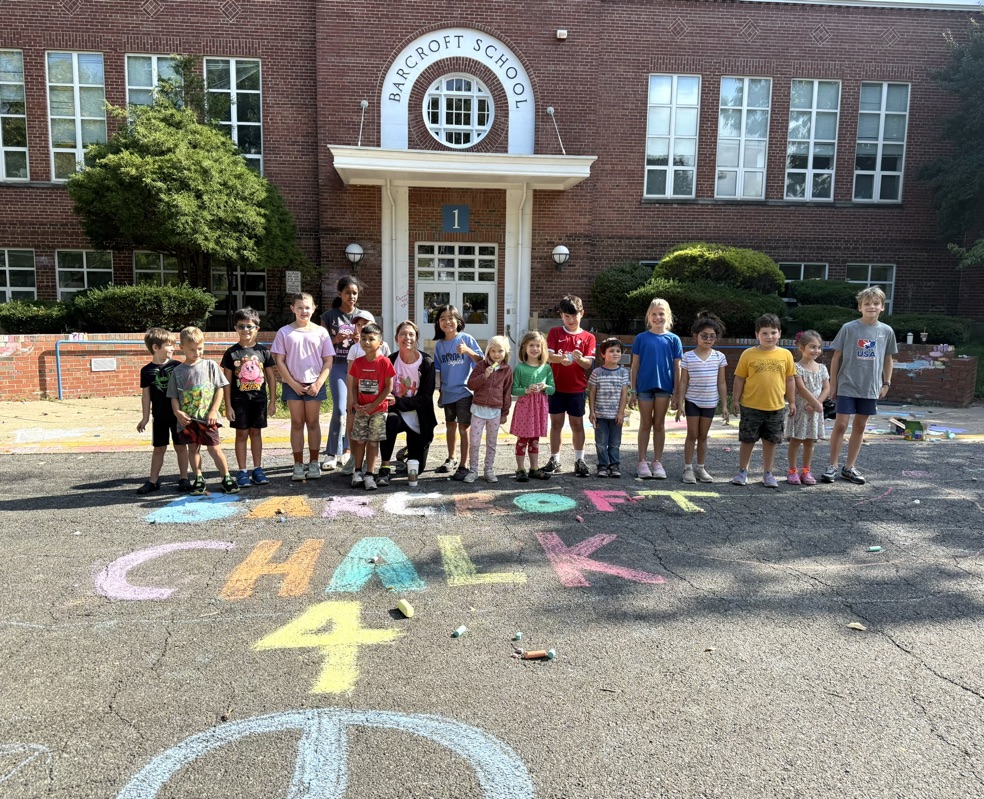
[921,16,984,269]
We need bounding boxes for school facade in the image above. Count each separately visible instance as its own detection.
[1,0,982,342]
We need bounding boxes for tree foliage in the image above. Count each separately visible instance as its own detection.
[921,16,984,268]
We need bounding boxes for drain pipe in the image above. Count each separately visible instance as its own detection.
[385,179,398,328]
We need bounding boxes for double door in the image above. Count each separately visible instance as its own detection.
[415,243,496,342]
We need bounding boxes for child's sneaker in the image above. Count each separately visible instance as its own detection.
[529,468,551,480]
[435,458,458,474]
[176,478,193,492]
[236,469,251,488]
[341,456,356,476]
[542,457,561,474]
[597,466,610,478]
[573,459,590,477]
[484,470,498,483]
[693,465,714,483]
[515,469,529,482]
[609,465,621,478]
[190,475,207,496]
[820,464,839,483]
[841,466,866,485]
[351,471,364,487]
[451,466,470,481]
[251,467,270,485]
[292,463,306,481]
[801,470,817,486]
[321,456,337,473]
[376,467,391,486]
[306,461,322,480]
[637,461,653,479]
[363,473,377,490]
[220,474,240,494]
[463,469,478,483]
[731,470,748,486]
[651,461,667,479]
[136,480,160,495]
[762,471,778,489]
[681,465,697,484]
[786,470,801,486]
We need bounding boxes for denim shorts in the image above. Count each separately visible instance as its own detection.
[637,388,673,401]
[835,396,878,417]
[282,382,327,402]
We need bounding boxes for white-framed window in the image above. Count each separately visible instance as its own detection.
[134,251,181,285]
[126,55,181,107]
[56,250,113,300]
[211,268,266,315]
[423,75,494,149]
[645,74,700,198]
[854,82,908,203]
[778,262,829,283]
[46,52,106,181]
[416,243,497,283]
[0,50,29,181]
[786,80,839,201]
[716,77,771,199]
[205,58,262,172]
[846,263,895,313]
[0,249,36,301]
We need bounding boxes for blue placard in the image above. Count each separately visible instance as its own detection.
[443,205,469,233]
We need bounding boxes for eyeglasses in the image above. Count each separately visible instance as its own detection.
[236,324,257,331]
[698,334,717,341]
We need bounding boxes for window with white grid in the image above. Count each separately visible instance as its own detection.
[134,252,181,286]
[0,50,29,181]
[645,74,700,198]
[778,262,829,283]
[211,268,267,314]
[205,58,262,172]
[126,55,181,107]
[716,77,771,199]
[56,250,113,300]
[416,244,497,282]
[46,52,107,181]
[785,80,839,201]
[423,75,494,149]
[854,82,908,203]
[0,249,36,301]
[846,263,895,313]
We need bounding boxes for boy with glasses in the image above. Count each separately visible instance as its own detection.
[221,307,278,486]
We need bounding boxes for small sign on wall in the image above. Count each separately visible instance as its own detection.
[91,358,117,372]
[285,270,302,294]
[443,205,469,234]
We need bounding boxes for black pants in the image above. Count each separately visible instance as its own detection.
[380,411,432,472]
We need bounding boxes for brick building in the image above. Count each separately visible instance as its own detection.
[2,0,982,342]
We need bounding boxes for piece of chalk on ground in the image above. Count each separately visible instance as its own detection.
[522,649,557,660]
[867,546,882,552]
[513,632,523,641]
[452,625,468,637]
[396,599,414,618]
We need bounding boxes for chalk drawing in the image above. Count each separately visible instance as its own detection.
[438,535,527,587]
[512,492,577,514]
[95,540,236,601]
[253,602,401,693]
[583,489,633,512]
[0,743,52,786]
[636,489,719,513]
[117,708,532,798]
[383,491,446,516]
[145,494,241,525]
[248,496,313,518]
[536,532,666,587]
[901,471,930,478]
[14,427,90,444]
[323,497,375,519]
[220,539,324,601]
[325,537,426,593]
[453,492,510,516]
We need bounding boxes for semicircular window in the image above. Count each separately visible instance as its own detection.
[423,74,494,149]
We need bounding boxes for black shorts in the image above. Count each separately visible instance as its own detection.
[443,396,473,426]
[738,406,786,444]
[152,415,181,448]
[548,391,587,417]
[230,397,269,430]
[684,400,716,419]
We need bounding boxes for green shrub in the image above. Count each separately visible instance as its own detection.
[788,305,858,340]
[589,261,655,332]
[627,279,787,338]
[786,279,858,308]
[72,283,216,333]
[655,243,784,294]
[883,313,973,345]
[0,300,74,334]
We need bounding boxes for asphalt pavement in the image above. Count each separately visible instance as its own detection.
[1,396,983,798]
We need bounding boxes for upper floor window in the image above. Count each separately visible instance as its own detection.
[0,249,36,301]
[205,58,262,172]
[46,52,106,181]
[717,77,771,199]
[786,80,840,201]
[423,75,494,149]
[846,263,895,313]
[126,55,181,107]
[134,251,181,285]
[0,50,29,181]
[56,250,112,300]
[645,75,700,199]
[854,82,908,203]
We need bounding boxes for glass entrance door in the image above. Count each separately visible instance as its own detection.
[416,243,496,342]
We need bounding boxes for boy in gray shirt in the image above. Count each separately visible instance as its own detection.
[821,287,897,485]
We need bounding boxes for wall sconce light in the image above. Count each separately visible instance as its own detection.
[344,243,365,270]
[551,244,570,272]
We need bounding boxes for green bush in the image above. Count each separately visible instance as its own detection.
[786,279,858,308]
[0,300,74,334]
[72,283,216,333]
[883,313,973,345]
[788,305,858,340]
[627,279,787,338]
[589,261,655,332]
[655,243,784,294]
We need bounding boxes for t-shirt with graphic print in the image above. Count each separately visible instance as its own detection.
[734,346,796,412]
[349,355,396,414]
[140,359,180,421]
[220,343,274,402]
[166,359,229,424]
[434,332,483,405]
[830,318,898,400]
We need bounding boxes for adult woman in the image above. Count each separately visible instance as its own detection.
[376,320,437,485]
[320,275,362,471]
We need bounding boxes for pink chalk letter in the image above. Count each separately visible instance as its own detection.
[323,497,376,519]
[95,540,236,601]
[535,532,666,587]
[582,489,632,512]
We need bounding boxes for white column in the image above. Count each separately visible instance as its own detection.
[380,182,410,337]
[504,186,532,363]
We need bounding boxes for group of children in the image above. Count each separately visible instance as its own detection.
[137,285,896,494]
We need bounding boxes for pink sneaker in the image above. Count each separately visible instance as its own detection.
[637,461,653,479]
[800,471,817,486]
[787,471,801,485]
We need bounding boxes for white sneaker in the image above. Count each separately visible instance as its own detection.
[694,465,714,483]
[363,473,377,490]
[341,456,356,476]
[306,462,321,480]
[682,465,697,484]
[292,463,306,481]
[463,469,478,483]
[351,471,364,487]
[321,456,337,473]
[651,461,667,479]
[637,461,653,479]
[484,470,498,483]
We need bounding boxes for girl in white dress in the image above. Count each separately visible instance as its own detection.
[786,329,830,486]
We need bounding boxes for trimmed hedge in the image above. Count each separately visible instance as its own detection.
[589,261,655,332]
[0,300,74,334]
[884,313,973,345]
[786,279,858,308]
[655,242,784,294]
[627,279,786,338]
[72,283,216,333]
[788,305,858,340]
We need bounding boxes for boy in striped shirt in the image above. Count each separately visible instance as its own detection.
[588,338,630,477]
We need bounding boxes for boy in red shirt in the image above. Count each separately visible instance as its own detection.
[545,295,596,476]
[347,323,395,490]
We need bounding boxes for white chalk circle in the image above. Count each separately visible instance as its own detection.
[118,708,532,798]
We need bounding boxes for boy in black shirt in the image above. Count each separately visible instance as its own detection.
[136,327,190,493]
